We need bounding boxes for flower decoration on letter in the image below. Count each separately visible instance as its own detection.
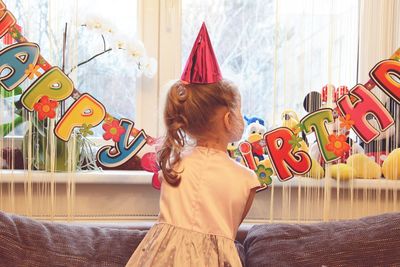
[102,119,126,142]
[255,165,273,187]
[339,114,354,130]
[24,63,41,79]
[79,123,94,137]
[288,134,303,149]
[325,134,350,157]
[33,96,58,120]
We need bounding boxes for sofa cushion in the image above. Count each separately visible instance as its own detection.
[0,211,246,266]
[244,212,400,267]
[0,211,147,267]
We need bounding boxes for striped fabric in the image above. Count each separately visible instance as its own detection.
[244,213,400,267]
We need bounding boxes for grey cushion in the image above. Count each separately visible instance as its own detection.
[244,213,400,267]
[0,211,246,266]
[0,211,147,267]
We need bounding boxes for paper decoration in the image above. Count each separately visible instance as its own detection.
[33,96,58,120]
[102,119,126,142]
[21,66,74,111]
[97,119,147,168]
[141,152,161,190]
[370,59,400,104]
[0,2,16,38]
[79,123,94,137]
[301,108,339,163]
[238,141,257,170]
[255,165,273,187]
[55,93,106,141]
[264,127,312,181]
[0,1,400,182]
[0,42,39,91]
[325,134,351,157]
[336,84,394,143]
[3,23,21,45]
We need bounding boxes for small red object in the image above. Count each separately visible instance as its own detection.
[3,24,21,45]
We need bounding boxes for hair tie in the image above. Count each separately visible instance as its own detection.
[177,85,188,102]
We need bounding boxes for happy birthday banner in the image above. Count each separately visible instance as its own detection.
[0,1,399,188]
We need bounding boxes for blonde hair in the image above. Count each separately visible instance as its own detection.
[158,79,240,186]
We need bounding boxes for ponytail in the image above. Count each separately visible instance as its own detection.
[158,79,239,186]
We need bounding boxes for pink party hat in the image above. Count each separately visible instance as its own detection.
[181,22,222,84]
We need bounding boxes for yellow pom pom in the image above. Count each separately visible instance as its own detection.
[346,154,381,179]
[382,148,400,180]
[328,163,356,180]
[305,159,325,179]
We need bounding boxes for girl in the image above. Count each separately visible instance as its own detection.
[126,23,260,267]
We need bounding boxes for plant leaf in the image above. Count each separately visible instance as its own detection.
[0,116,23,137]
[0,86,22,98]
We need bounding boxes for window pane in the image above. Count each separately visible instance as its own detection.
[182,0,359,128]
[1,0,138,136]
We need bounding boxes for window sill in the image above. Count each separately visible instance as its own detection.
[0,170,153,184]
[0,170,398,190]
[272,176,400,190]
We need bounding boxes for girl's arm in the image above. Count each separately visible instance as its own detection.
[240,188,257,223]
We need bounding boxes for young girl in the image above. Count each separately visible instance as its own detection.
[126,23,260,267]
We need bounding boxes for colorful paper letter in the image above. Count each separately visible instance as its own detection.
[97,119,148,167]
[0,2,16,38]
[238,141,257,170]
[336,84,394,143]
[55,93,106,141]
[370,59,400,104]
[301,108,339,163]
[264,127,311,181]
[21,67,74,110]
[0,42,39,91]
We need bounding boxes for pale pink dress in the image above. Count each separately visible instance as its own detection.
[126,146,260,267]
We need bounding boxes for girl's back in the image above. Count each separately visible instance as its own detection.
[126,147,259,267]
[158,146,259,240]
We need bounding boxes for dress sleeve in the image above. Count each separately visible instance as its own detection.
[247,171,261,190]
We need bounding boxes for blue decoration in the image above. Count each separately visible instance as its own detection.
[97,118,147,168]
[0,42,40,91]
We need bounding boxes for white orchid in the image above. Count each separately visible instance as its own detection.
[140,57,158,78]
[82,16,114,34]
[127,40,146,64]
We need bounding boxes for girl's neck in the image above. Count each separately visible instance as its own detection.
[196,139,228,153]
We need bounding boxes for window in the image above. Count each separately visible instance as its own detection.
[1,0,140,137]
[182,0,359,127]
[1,0,400,222]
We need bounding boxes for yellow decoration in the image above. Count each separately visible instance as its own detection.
[306,159,325,179]
[346,154,381,179]
[328,163,355,180]
[382,148,400,180]
[255,157,274,174]
[55,93,106,141]
[21,67,74,111]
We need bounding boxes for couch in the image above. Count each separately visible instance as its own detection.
[0,211,399,267]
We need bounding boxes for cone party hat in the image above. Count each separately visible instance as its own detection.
[181,22,222,84]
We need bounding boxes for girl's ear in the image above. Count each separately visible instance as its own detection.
[224,111,231,131]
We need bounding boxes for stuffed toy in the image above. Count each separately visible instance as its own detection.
[328,163,356,180]
[306,158,325,179]
[382,148,400,180]
[346,153,381,179]
[244,116,267,160]
[227,141,242,163]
